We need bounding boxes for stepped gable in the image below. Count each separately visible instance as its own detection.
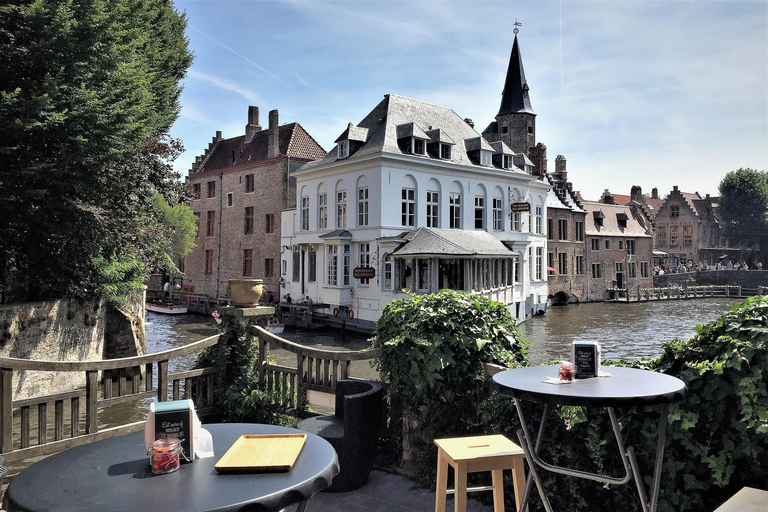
[196,123,325,174]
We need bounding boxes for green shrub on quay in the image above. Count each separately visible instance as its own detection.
[373,289,528,486]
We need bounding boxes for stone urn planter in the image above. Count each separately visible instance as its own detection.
[228,279,264,307]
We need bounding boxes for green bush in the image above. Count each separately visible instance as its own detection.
[647,294,768,510]
[195,312,289,424]
[375,292,768,511]
[373,289,528,486]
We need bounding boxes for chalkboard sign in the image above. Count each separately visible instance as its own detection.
[571,341,601,379]
[152,400,194,462]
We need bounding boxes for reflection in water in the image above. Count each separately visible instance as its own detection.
[519,298,741,365]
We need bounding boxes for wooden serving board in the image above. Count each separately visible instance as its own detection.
[215,434,307,474]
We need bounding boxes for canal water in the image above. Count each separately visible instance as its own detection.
[519,297,741,364]
[146,297,742,372]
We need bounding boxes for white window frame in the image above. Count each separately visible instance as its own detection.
[358,187,369,226]
[535,206,543,234]
[440,144,452,160]
[359,243,370,286]
[336,190,347,228]
[318,193,328,229]
[449,192,462,229]
[326,245,338,286]
[474,196,485,230]
[300,196,309,231]
[480,150,492,166]
[493,198,503,231]
[427,191,439,228]
[402,188,415,227]
[337,141,349,159]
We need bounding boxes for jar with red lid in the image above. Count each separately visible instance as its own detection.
[149,438,181,474]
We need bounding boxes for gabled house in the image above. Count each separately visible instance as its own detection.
[583,201,654,300]
[545,156,588,304]
[280,94,549,328]
[183,106,326,300]
[654,186,731,266]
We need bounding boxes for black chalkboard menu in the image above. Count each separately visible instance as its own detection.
[152,399,194,462]
[572,341,600,379]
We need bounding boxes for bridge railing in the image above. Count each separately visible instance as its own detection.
[251,326,381,408]
[0,334,219,462]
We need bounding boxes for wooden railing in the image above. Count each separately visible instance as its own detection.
[0,334,219,462]
[252,326,381,409]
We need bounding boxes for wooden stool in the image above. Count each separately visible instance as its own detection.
[434,434,526,512]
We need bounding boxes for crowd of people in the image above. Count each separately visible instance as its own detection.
[654,260,763,275]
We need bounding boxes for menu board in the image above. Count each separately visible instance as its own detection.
[572,341,600,379]
[152,400,193,462]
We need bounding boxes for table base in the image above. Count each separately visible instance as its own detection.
[513,399,669,512]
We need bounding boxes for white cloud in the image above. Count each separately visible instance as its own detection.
[187,69,259,104]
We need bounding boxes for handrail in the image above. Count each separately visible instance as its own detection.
[0,334,220,462]
[0,334,219,371]
[251,326,381,360]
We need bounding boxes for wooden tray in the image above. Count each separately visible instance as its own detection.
[215,434,307,474]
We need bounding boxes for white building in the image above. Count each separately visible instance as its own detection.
[280,94,549,329]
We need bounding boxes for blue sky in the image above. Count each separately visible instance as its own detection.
[171,0,767,201]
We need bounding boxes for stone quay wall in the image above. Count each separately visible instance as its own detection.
[654,269,768,290]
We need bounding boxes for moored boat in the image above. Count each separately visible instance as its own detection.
[268,316,284,334]
[146,299,188,315]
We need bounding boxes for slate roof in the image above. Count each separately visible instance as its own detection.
[497,35,535,116]
[392,227,514,258]
[195,123,326,174]
[582,202,652,237]
[298,94,530,175]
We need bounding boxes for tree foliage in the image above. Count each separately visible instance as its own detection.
[0,0,194,303]
[718,168,768,254]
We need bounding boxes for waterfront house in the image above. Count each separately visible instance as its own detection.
[545,156,588,304]
[653,186,732,267]
[582,200,654,300]
[280,93,549,328]
[183,107,326,300]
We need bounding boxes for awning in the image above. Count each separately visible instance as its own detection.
[547,266,557,272]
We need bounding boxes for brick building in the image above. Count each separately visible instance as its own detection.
[546,156,588,304]
[653,186,730,266]
[582,201,654,300]
[182,106,326,300]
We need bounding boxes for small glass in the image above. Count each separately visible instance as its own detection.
[149,438,181,474]
[559,360,574,381]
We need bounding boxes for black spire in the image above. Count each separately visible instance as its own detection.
[497,35,535,116]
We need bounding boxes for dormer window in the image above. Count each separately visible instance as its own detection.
[411,138,426,156]
[337,141,349,159]
[440,143,452,160]
[480,150,492,166]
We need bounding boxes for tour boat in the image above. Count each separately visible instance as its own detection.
[145,299,188,315]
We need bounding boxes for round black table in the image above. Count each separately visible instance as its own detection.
[493,365,687,512]
[2,423,340,512]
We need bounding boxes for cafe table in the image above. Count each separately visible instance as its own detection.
[2,423,340,512]
[492,365,687,512]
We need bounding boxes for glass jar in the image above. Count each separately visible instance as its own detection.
[558,360,575,381]
[149,438,181,475]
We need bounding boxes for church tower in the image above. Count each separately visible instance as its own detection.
[482,31,537,159]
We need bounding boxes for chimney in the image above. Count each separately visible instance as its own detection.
[464,118,475,128]
[245,106,261,138]
[216,130,222,141]
[630,185,642,202]
[555,155,566,180]
[267,109,279,159]
[652,187,658,199]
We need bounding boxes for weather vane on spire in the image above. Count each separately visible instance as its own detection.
[513,19,522,35]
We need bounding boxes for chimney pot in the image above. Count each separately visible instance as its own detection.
[268,109,280,158]
[246,106,261,138]
[464,118,475,127]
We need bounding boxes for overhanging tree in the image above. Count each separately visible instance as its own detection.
[0,0,194,303]
[718,168,768,261]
